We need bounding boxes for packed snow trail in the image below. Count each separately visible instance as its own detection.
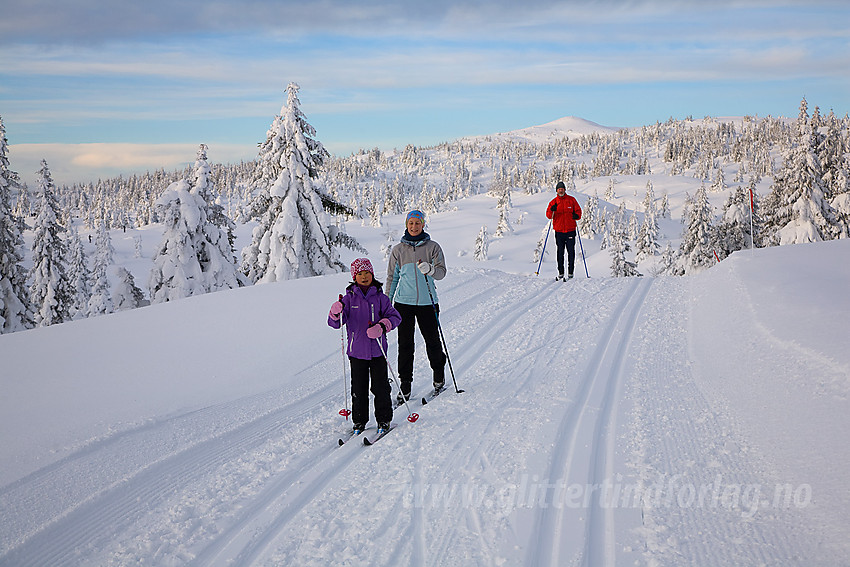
[1,265,847,566]
[528,277,651,567]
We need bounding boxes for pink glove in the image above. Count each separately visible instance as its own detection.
[329,301,343,320]
[367,319,392,339]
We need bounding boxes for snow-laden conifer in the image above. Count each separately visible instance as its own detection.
[241,83,356,283]
[609,211,641,277]
[493,186,513,237]
[149,178,238,303]
[635,206,660,262]
[714,186,753,259]
[87,220,114,317]
[66,224,92,319]
[677,184,716,274]
[192,144,239,264]
[762,98,840,245]
[582,190,600,239]
[29,160,73,327]
[474,225,489,261]
[113,267,145,311]
[0,117,32,332]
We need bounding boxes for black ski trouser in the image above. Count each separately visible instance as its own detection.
[395,302,446,392]
[555,230,577,276]
[349,356,393,425]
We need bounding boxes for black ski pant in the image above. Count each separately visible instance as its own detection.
[555,230,577,276]
[395,302,447,393]
[349,356,393,426]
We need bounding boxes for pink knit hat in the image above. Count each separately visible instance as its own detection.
[350,258,374,280]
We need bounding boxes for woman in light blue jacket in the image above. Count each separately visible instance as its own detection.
[386,210,447,403]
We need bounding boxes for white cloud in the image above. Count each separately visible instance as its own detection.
[9,143,258,188]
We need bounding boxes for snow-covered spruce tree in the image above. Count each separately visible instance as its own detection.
[474,225,489,261]
[677,184,716,274]
[762,98,840,245]
[532,222,551,265]
[709,165,726,193]
[149,178,240,303]
[192,144,239,264]
[659,191,670,219]
[14,184,31,221]
[820,111,850,237]
[66,224,92,319]
[0,117,32,332]
[604,179,615,202]
[582,190,600,239]
[714,186,753,259]
[635,204,660,263]
[653,242,678,276]
[609,219,641,277]
[242,83,359,283]
[29,160,73,327]
[493,185,513,237]
[113,267,145,311]
[87,220,114,317]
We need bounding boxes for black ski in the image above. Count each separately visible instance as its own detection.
[363,427,394,446]
[421,386,446,405]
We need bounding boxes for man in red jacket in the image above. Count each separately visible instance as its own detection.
[546,181,583,280]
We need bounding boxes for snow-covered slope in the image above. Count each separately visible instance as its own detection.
[468,115,620,145]
[2,194,849,565]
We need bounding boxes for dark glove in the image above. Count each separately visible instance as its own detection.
[573,213,580,220]
[550,204,558,213]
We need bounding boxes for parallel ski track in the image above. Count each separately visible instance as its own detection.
[202,273,567,567]
[528,277,653,567]
[0,332,364,567]
[381,274,595,566]
[0,271,620,567]
[181,271,513,565]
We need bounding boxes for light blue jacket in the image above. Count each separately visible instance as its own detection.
[386,232,446,306]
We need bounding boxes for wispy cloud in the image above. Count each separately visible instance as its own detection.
[9,142,258,186]
[2,0,848,185]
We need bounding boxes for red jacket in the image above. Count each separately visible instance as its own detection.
[546,194,582,233]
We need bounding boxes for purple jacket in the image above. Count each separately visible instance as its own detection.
[328,283,402,360]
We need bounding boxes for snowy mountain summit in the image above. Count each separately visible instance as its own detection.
[476,115,620,144]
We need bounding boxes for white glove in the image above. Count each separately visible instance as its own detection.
[417,261,433,275]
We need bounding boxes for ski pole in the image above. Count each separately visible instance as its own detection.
[535,219,552,276]
[577,225,590,278]
[422,273,464,394]
[376,335,419,423]
[371,305,419,423]
[338,294,351,420]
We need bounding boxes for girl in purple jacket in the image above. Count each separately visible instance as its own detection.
[328,258,402,435]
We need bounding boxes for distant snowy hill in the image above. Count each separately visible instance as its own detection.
[468,115,620,144]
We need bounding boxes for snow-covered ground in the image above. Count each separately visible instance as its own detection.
[2,177,849,566]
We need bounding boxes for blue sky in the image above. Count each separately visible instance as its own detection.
[2,0,848,187]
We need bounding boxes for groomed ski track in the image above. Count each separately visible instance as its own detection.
[0,268,841,566]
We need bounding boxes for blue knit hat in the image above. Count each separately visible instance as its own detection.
[406,209,426,223]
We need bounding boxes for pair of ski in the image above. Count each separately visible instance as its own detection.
[338,427,394,446]
[338,386,446,446]
[394,385,446,409]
